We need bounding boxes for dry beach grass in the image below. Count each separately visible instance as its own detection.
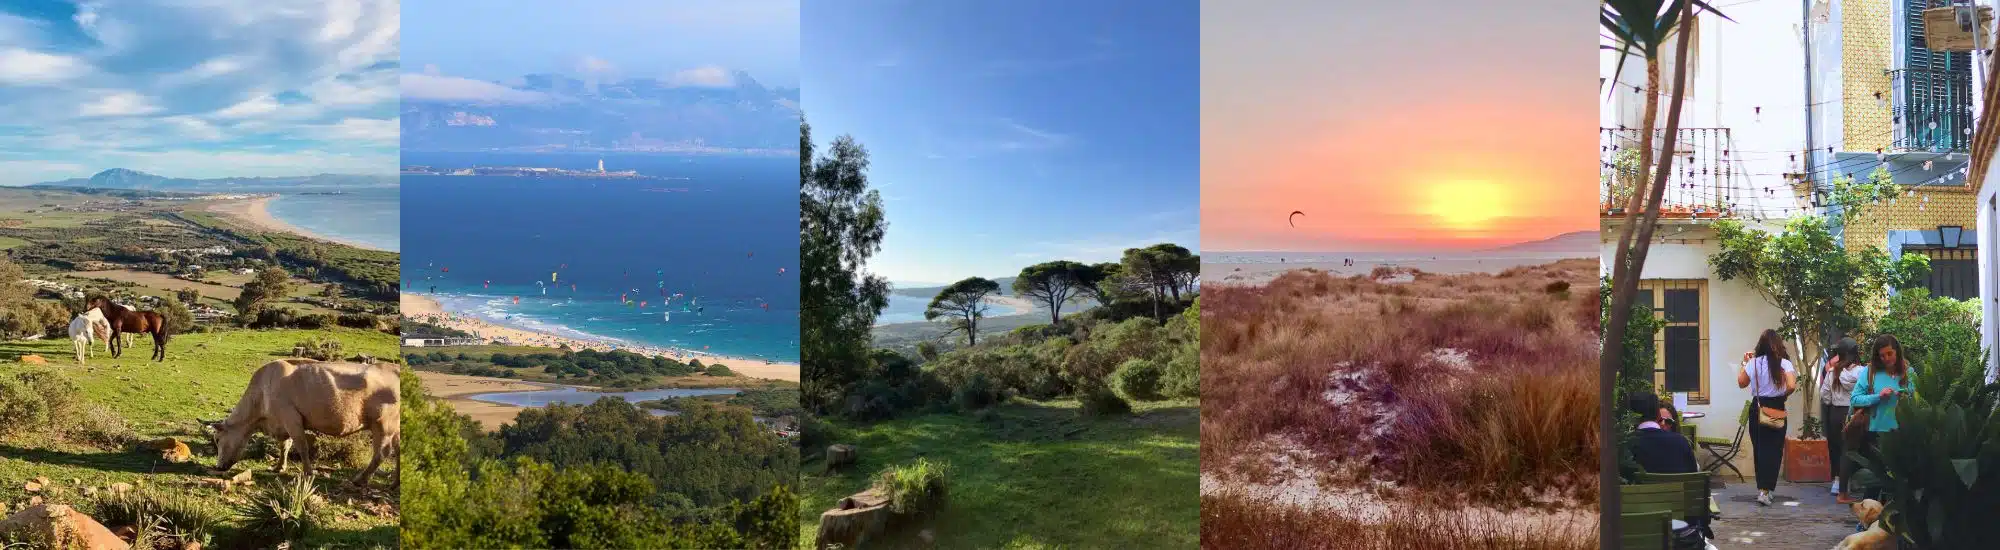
[1200,259,1600,547]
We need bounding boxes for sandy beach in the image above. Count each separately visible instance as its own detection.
[402,293,800,382]
[208,195,388,252]
[987,294,1040,315]
[414,369,557,429]
[1205,256,1592,287]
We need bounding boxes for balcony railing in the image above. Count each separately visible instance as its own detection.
[1600,127,1736,218]
[1892,68,1974,152]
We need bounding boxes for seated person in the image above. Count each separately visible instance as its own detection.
[1629,392,1698,474]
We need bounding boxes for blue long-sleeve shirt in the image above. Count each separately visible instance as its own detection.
[1850,366,1914,432]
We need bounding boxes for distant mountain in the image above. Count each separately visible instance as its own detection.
[1486,231,1598,254]
[34,168,397,190]
[402,70,800,154]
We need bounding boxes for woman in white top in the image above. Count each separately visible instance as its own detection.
[1818,337,1862,502]
[1735,329,1797,506]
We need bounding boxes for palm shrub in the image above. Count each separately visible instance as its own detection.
[1850,344,2000,547]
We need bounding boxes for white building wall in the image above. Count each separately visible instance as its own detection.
[1981,163,2000,382]
[1602,226,1805,440]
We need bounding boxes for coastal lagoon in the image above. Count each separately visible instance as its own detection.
[401,152,800,363]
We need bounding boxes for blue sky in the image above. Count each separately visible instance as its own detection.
[402,0,798,99]
[802,0,1199,284]
[0,0,399,185]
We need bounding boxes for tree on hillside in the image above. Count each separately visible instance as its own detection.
[234,265,293,318]
[175,288,202,307]
[926,277,999,346]
[0,256,29,308]
[1118,245,1198,320]
[1078,262,1122,306]
[1015,260,1093,324]
[800,118,892,414]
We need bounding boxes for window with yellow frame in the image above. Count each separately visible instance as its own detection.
[1639,279,1709,404]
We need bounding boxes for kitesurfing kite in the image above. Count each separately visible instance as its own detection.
[1289,211,1305,228]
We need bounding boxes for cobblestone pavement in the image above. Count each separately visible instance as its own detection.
[1705,476,1861,549]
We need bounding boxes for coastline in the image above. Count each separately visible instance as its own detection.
[208,195,391,252]
[1206,255,1594,287]
[414,369,557,430]
[402,293,800,382]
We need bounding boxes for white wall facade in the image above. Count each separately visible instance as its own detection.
[1601,223,1812,441]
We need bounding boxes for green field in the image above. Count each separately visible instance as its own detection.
[799,398,1199,548]
[0,328,401,548]
[0,236,25,250]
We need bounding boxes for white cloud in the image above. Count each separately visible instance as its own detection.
[213,95,280,119]
[402,73,551,104]
[317,117,396,142]
[667,65,735,88]
[78,91,161,117]
[163,116,224,141]
[576,55,615,74]
[0,48,88,85]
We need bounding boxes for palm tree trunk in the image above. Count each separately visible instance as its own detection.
[1604,1,1696,543]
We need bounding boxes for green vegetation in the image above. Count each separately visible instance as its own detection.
[1849,308,1998,547]
[642,387,804,419]
[801,399,1197,548]
[405,346,780,390]
[0,328,401,548]
[399,369,798,548]
[925,277,1001,346]
[800,123,1199,546]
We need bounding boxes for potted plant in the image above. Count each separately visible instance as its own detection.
[1784,385,1833,482]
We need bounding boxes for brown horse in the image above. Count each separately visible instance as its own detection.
[89,297,171,361]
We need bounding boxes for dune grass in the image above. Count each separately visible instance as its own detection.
[1202,259,1599,515]
[799,398,1198,549]
[1202,491,1596,550]
[0,328,400,548]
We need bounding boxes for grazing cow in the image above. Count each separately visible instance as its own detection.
[207,360,401,486]
[89,297,170,361]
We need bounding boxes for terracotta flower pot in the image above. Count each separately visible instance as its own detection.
[1784,438,1832,482]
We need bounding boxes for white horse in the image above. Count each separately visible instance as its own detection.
[69,308,111,363]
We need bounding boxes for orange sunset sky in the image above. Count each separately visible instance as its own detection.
[1201,2,1598,252]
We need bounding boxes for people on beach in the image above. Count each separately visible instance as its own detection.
[1820,337,1862,503]
[1736,329,1796,506]
[1848,334,1913,502]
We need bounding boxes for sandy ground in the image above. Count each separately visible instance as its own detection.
[207,196,389,252]
[414,370,557,430]
[1206,256,1592,286]
[986,294,1039,314]
[402,294,799,382]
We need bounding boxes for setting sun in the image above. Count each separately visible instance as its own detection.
[1421,180,1512,232]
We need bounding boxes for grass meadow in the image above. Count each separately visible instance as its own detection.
[0,328,401,549]
[800,398,1199,549]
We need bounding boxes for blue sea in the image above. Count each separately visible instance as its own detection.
[401,152,800,363]
[265,186,400,252]
[876,293,1029,326]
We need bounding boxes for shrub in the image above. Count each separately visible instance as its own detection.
[90,489,222,548]
[337,312,380,330]
[952,372,1001,412]
[1109,358,1165,401]
[293,335,344,361]
[66,403,136,448]
[800,415,844,454]
[874,458,949,516]
[152,294,195,333]
[0,371,82,437]
[705,363,736,377]
[314,432,377,470]
[1079,386,1130,418]
[233,474,322,547]
[1160,345,1200,399]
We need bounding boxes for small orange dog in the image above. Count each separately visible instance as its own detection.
[1834,499,1893,550]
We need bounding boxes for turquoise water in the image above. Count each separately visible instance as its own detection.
[265,186,400,251]
[876,293,1030,325]
[402,152,799,363]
